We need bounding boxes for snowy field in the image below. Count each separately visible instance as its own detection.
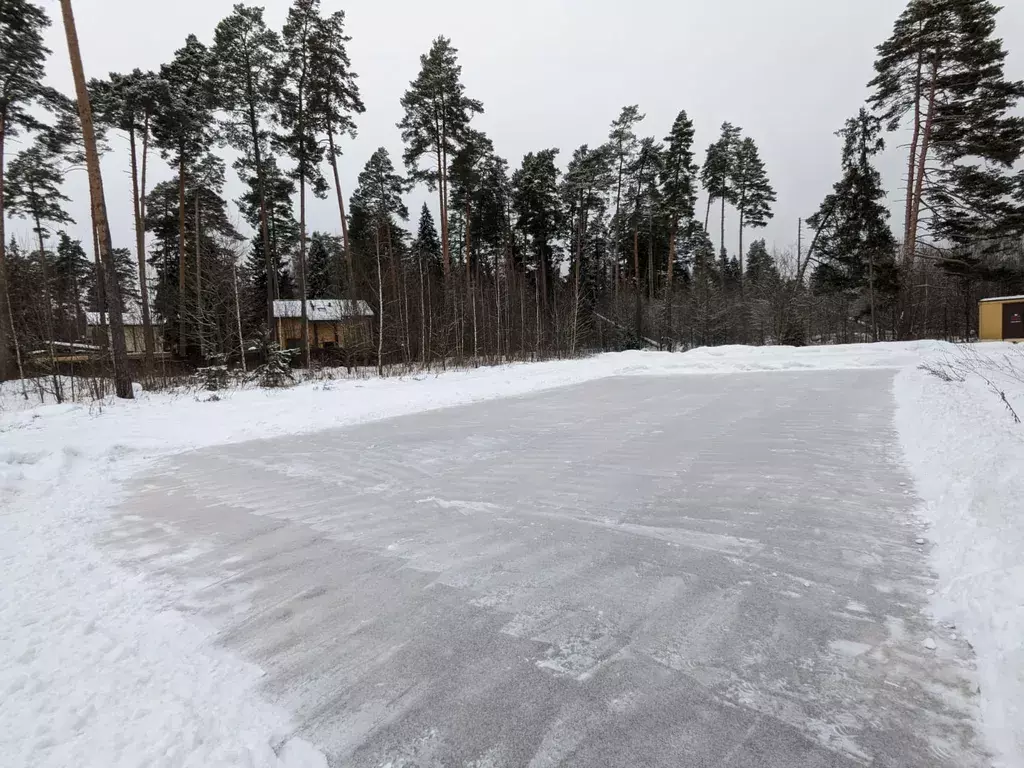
[1,342,1021,767]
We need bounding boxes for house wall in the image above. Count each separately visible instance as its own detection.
[276,319,368,349]
[88,324,166,356]
[979,302,1003,341]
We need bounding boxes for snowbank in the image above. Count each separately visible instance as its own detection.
[895,344,1024,768]
[2,341,1016,766]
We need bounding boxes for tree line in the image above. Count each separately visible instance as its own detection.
[1,0,1023,397]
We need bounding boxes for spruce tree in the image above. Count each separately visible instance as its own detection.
[732,136,776,292]
[153,34,216,356]
[0,0,52,378]
[213,4,281,337]
[870,0,1024,258]
[350,147,409,374]
[398,36,483,283]
[53,231,89,336]
[808,109,898,341]
[308,8,364,296]
[744,239,779,285]
[275,0,330,368]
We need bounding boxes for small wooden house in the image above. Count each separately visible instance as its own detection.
[979,296,1024,341]
[273,299,373,350]
[85,309,165,356]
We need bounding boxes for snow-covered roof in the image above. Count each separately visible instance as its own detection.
[85,309,162,326]
[273,299,373,320]
[979,295,1024,303]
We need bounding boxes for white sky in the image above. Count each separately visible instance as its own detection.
[10,0,1024,262]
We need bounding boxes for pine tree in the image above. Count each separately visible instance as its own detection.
[275,0,330,368]
[351,147,409,375]
[732,136,776,292]
[605,106,644,296]
[628,137,663,337]
[398,36,483,283]
[701,122,741,265]
[0,0,52,378]
[308,7,364,296]
[661,110,698,342]
[90,69,168,367]
[58,0,133,396]
[213,4,281,337]
[870,0,1024,259]
[808,109,898,341]
[153,34,216,356]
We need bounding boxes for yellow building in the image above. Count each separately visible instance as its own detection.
[979,295,1024,341]
[273,299,373,350]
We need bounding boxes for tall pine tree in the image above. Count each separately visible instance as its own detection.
[153,35,216,356]
[870,0,1024,259]
[213,4,281,337]
[661,110,698,342]
[275,0,329,367]
[732,136,776,292]
[91,69,168,367]
[398,37,483,283]
[308,8,364,297]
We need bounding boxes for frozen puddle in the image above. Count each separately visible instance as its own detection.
[107,370,987,767]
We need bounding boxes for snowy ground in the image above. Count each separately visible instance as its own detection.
[1,342,1021,767]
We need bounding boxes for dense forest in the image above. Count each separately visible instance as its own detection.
[1,0,1023,397]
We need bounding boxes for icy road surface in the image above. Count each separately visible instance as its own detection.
[110,369,986,767]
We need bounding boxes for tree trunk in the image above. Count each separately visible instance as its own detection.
[129,123,155,370]
[247,98,276,340]
[374,223,384,376]
[233,264,246,372]
[177,158,187,357]
[327,127,355,297]
[903,43,924,264]
[907,55,939,272]
[869,249,878,342]
[0,115,9,380]
[720,192,727,285]
[195,186,204,358]
[34,213,61,401]
[738,209,745,298]
[667,218,677,349]
[633,228,642,341]
[437,145,450,280]
[60,0,133,399]
[298,174,310,369]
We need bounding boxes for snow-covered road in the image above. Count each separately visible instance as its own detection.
[107,369,986,767]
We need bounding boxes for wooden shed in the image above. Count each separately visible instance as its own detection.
[979,295,1024,341]
[273,299,373,350]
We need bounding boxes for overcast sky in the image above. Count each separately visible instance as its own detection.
[13,0,1024,264]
